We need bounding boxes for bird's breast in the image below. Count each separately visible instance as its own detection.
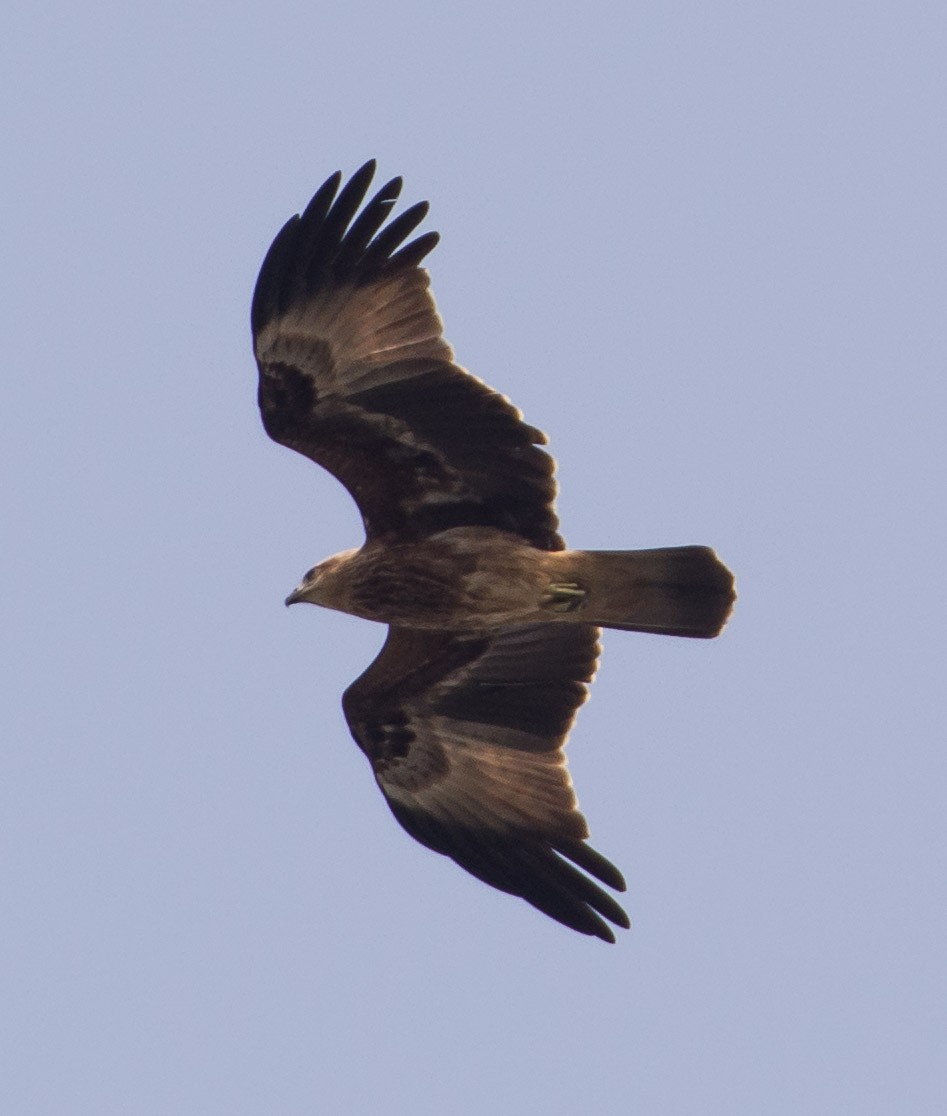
[345,531,549,629]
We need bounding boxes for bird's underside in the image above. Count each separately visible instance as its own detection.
[285,528,735,638]
[252,160,735,942]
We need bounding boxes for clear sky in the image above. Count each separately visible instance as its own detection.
[3,2,945,1113]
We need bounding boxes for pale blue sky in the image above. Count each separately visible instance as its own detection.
[3,2,945,1113]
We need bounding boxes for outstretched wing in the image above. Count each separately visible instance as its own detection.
[342,623,629,942]
[252,161,563,550]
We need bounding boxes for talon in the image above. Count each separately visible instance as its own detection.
[542,582,587,613]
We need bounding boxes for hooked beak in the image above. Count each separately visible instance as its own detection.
[284,586,306,607]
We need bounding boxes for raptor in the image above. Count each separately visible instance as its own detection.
[252,162,735,941]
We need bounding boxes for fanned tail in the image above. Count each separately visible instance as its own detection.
[568,546,736,637]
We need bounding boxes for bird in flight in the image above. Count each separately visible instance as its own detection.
[252,161,735,942]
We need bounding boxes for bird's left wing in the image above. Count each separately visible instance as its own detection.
[342,623,630,942]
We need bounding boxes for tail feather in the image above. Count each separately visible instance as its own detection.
[575,545,735,638]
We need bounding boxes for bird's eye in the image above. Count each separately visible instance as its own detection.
[305,566,318,582]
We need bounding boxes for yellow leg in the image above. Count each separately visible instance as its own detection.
[541,582,587,613]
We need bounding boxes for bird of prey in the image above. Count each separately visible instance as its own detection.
[252,161,735,942]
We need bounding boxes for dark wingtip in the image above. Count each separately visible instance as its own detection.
[352,157,377,182]
[308,169,343,213]
[388,229,440,271]
[252,160,439,336]
[382,802,629,943]
[250,213,301,337]
[554,838,627,893]
[379,174,403,199]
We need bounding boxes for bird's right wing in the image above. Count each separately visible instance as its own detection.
[342,623,629,942]
[252,161,563,550]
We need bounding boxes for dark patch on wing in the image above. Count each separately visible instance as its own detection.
[361,711,415,765]
[341,625,628,942]
[433,681,586,743]
[432,623,599,744]
[342,628,490,746]
[252,161,563,550]
[257,360,321,442]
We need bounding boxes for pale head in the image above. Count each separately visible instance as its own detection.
[284,549,358,609]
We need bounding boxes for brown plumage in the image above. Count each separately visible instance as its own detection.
[252,161,735,942]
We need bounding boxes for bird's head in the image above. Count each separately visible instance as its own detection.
[284,549,358,609]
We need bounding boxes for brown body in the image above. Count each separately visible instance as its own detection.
[287,527,734,637]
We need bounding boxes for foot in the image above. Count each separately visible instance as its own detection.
[542,582,587,613]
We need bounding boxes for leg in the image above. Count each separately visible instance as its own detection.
[541,582,587,613]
